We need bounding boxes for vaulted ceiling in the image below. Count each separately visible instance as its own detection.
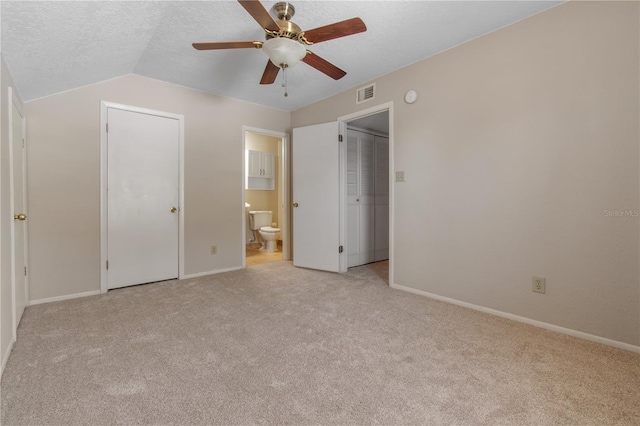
[1,1,563,111]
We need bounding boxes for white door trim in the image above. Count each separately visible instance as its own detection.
[99,101,185,293]
[241,126,290,265]
[7,87,28,338]
[338,102,394,284]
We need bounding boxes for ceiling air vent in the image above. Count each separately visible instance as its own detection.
[356,83,375,104]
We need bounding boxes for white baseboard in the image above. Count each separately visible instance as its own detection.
[391,283,640,354]
[182,266,244,279]
[29,290,101,306]
[29,268,245,305]
[1,337,15,378]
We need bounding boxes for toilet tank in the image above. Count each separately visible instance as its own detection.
[249,211,272,230]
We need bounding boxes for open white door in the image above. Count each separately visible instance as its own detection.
[292,122,342,272]
[106,107,180,289]
[10,89,27,331]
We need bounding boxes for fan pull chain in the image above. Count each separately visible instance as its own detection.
[281,64,288,97]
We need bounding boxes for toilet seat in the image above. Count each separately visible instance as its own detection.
[259,226,280,233]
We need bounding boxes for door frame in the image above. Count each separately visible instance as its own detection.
[99,101,185,293]
[241,126,290,265]
[8,87,28,336]
[338,102,394,284]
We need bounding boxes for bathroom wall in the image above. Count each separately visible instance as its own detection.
[245,132,281,243]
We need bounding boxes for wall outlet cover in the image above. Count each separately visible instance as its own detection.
[533,276,546,294]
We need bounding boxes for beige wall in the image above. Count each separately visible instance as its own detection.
[1,56,24,372]
[245,132,281,237]
[26,74,290,301]
[292,2,640,346]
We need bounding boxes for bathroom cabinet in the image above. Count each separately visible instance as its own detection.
[246,150,275,190]
[346,128,389,267]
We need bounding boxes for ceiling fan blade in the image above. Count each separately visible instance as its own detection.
[303,18,367,44]
[237,0,281,32]
[192,41,262,50]
[260,60,280,85]
[302,52,347,80]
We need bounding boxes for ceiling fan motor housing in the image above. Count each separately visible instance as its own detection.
[267,20,304,41]
[265,1,310,44]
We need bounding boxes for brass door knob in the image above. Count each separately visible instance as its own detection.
[292,203,299,208]
[14,213,27,221]
[170,207,178,213]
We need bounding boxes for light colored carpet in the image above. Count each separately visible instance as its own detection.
[1,261,639,425]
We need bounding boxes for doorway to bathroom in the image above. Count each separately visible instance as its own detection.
[242,127,289,267]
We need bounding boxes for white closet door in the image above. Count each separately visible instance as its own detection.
[107,108,180,289]
[359,134,376,265]
[374,136,390,262]
[346,129,377,267]
[346,132,360,267]
[11,99,27,328]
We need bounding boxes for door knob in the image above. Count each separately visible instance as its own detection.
[14,213,27,221]
[170,207,178,213]
[292,203,299,208]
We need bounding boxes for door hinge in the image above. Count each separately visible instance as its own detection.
[106,123,109,133]
[106,260,109,270]
[339,245,343,253]
[22,138,25,148]
[338,134,343,142]
[24,266,27,276]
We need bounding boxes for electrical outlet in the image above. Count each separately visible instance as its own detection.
[532,276,546,294]
[210,245,217,255]
[395,171,405,182]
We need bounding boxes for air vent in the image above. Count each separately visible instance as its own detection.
[356,83,375,104]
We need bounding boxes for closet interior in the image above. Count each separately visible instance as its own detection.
[346,126,389,268]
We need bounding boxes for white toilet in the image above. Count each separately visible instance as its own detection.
[248,211,281,252]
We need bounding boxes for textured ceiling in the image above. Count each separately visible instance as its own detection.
[1,1,563,111]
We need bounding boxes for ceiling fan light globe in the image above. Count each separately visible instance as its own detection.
[262,37,306,68]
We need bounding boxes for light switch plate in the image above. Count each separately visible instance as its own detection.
[395,171,405,182]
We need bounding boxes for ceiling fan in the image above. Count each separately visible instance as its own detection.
[192,0,367,93]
